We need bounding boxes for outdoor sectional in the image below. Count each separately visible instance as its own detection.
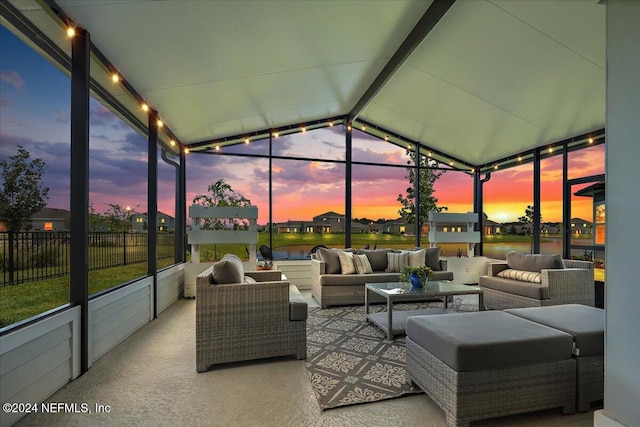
[479,251,594,309]
[310,247,453,308]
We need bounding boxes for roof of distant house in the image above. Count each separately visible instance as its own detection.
[32,207,70,220]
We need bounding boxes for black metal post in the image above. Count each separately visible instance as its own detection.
[345,123,352,249]
[474,169,482,256]
[414,149,421,248]
[148,110,158,318]
[70,27,90,374]
[533,150,541,254]
[178,148,186,263]
[562,143,570,259]
[269,132,273,252]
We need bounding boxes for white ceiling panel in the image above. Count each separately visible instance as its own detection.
[55,0,431,144]
[360,0,605,165]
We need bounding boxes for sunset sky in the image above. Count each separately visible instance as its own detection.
[1,26,604,226]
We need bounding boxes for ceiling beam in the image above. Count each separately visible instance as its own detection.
[347,0,456,123]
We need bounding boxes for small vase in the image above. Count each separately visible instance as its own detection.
[409,273,423,289]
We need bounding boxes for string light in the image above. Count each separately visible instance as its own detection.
[329,121,333,127]
[347,124,352,131]
[111,73,120,83]
[141,103,149,112]
[384,135,389,141]
[170,139,175,146]
[215,145,220,151]
[471,168,475,174]
[66,27,76,38]
[588,137,594,144]
[548,147,554,153]
[301,127,306,132]
[427,152,432,157]
[244,137,250,144]
[157,119,163,128]
[494,165,499,170]
[361,125,366,131]
[184,148,189,154]
[517,156,522,162]
[273,131,279,138]
[449,161,454,166]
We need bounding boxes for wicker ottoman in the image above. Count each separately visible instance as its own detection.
[506,304,604,412]
[406,311,576,427]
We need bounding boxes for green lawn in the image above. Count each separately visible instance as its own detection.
[0,257,175,328]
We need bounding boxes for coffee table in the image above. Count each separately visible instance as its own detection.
[365,281,484,339]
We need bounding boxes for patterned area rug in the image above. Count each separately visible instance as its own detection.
[305,297,478,410]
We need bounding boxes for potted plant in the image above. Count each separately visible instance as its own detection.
[256,260,273,271]
[399,265,432,288]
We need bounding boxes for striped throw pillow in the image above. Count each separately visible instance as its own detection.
[386,252,409,272]
[497,269,542,283]
[353,254,373,274]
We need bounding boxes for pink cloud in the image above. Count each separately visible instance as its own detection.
[0,70,25,90]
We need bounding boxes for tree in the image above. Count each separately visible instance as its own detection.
[397,150,447,225]
[192,179,252,230]
[0,146,49,285]
[518,205,542,253]
[103,204,138,232]
[192,179,252,260]
[0,146,49,232]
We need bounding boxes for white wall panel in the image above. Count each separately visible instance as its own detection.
[89,277,153,363]
[0,307,80,427]
[158,263,185,313]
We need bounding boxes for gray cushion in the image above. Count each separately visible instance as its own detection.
[505,305,604,357]
[429,271,454,281]
[316,247,341,274]
[318,272,400,286]
[212,254,244,284]
[424,247,442,271]
[406,311,573,372]
[506,251,564,272]
[289,284,308,321]
[479,275,549,299]
[355,249,390,271]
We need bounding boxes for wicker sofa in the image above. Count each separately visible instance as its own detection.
[479,251,594,310]
[195,254,307,372]
[311,247,453,308]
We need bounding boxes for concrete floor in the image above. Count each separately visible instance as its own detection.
[16,291,596,427]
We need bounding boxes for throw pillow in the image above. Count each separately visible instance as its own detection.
[243,276,257,284]
[497,269,542,283]
[356,249,389,271]
[386,252,409,272]
[409,249,426,267]
[353,253,373,274]
[316,247,341,274]
[212,255,244,284]
[337,250,356,275]
[424,247,442,271]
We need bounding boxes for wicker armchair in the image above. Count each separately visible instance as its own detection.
[479,258,594,310]
[196,268,307,372]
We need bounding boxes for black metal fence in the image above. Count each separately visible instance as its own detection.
[1,231,175,286]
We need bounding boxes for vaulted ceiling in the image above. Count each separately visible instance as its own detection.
[3,0,605,167]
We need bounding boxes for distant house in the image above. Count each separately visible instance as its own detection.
[276,220,321,233]
[570,217,592,236]
[130,212,175,232]
[28,207,70,231]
